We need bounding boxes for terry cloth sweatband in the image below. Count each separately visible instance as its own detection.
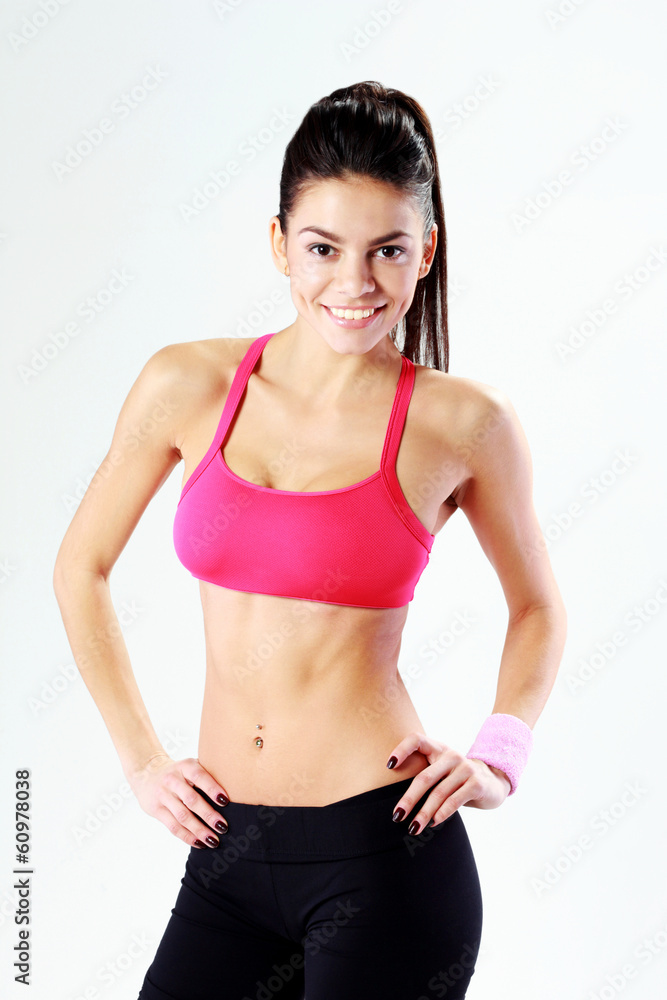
[465,712,534,796]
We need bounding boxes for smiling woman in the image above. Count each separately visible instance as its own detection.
[300,223,414,323]
[53,80,566,1000]
[290,203,425,333]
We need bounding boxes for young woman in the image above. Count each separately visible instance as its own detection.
[54,81,566,1000]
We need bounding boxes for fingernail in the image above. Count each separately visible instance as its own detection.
[217,794,229,806]
[392,808,405,823]
[205,835,219,847]
[215,820,228,834]
[193,840,206,849]
[386,756,398,769]
[408,820,420,836]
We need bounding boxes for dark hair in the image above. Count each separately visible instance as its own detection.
[277,80,448,372]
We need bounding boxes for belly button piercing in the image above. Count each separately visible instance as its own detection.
[254,723,263,748]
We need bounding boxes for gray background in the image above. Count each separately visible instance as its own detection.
[1,0,665,996]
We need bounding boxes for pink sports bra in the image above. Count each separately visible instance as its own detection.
[173,333,435,608]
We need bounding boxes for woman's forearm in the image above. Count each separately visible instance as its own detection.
[490,602,567,728]
[53,564,166,777]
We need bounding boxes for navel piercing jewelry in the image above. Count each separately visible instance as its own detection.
[254,723,264,748]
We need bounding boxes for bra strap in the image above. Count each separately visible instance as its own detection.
[380,355,433,547]
[213,332,275,451]
[381,354,415,472]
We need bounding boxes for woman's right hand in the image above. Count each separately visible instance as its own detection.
[126,753,230,848]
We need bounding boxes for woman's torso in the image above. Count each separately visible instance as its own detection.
[172,331,470,806]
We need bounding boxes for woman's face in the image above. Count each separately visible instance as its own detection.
[270,175,437,355]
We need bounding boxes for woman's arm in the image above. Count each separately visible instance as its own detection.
[385,384,567,830]
[53,344,230,846]
[454,385,568,726]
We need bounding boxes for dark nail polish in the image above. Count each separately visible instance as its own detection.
[392,808,405,823]
[193,840,206,849]
[217,794,229,806]
[408,820,420,836]
[215,820,228,834]
[205,835,219,847]
[386,756,398,769]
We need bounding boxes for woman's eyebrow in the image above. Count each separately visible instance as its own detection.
[297,226,414,243]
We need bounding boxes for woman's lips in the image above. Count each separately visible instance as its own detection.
[322,304,386,328]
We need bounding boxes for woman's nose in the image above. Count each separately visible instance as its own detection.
[331,259,375,298]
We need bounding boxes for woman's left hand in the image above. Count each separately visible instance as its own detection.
[386,731,512,836]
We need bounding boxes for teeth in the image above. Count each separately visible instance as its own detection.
[328,306,379,320]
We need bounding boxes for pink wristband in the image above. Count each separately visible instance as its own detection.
[465,713,533,795]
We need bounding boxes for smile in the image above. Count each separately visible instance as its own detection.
[326,305,382,319]
[322,304,387,328]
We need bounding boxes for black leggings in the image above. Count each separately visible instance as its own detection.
[137,776,483,1000]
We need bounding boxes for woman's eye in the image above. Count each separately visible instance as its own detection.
[377,246,404,259]
[307,244,405,259]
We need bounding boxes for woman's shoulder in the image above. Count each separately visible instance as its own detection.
[152,335,255,378]
[412,362,522,487]
[126,337,259,447]
[413,361,513,434]
[143,336,258,400]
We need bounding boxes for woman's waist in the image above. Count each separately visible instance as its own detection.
[197,740,430,809]
[200,667,421,749]
[198,698,427,807]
